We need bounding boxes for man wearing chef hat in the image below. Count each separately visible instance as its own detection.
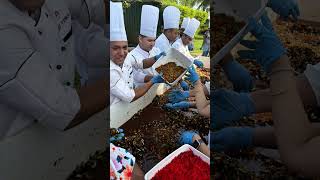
[155,6,181,53]
[125,5,166,87]
[110,1,164,106]
[0,0,107,140]
[172,18,204,68]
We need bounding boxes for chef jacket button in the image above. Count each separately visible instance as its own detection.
[56,65,62,70]
[66,82,71,86]
[61,46,66,51]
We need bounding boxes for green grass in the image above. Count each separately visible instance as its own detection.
[190,34,203,57]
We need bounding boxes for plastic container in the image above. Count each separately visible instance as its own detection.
[152,48,193,86]
[144,144,210,180]
[212,0,268,66]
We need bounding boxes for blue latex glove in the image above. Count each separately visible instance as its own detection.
[110,133,125,142]
[154,51,166,61]
[165,101,191,110]
[222,59,254,93]
[185,66,199,84]
[237,14,286,73]
[179,131,197,145]
[210,127,254,152]
[193,59,204,68]
[151,74,165,84]
[180,80,190,91]
[168,89,190,103]
[211,88,256,129]
[267,0,300,20]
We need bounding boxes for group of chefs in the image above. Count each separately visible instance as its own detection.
[110,1,207,106]
[110,2,211,179]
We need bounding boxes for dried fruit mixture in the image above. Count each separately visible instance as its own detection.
[212,14,245,55]
[156,62,185,83]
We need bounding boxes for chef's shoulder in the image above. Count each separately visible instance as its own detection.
[0,23,34,85]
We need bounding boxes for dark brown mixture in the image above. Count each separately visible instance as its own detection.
[211,19,320,179]
[156,62,186,83]
[211,14,245,56]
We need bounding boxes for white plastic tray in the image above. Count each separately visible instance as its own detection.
[212,0,268,66]
[110,83,170,128]
[152,48,193,86]
[144,144,210,180]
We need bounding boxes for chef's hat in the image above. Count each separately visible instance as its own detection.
[163,6,181,29]
[183,18,200,38]
[181,17,190,29]
[140,5,159,38]
[110,1,127,41]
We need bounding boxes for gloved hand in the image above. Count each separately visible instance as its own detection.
[151,74,165,84]
[179,131,198,145]
[267,0,300,20]
[168,89,190,103]
[222,59,254,93]
[185,66,199,84]
[193,59,204,68]
[237,14,286,73]
[210,127,254,152]
[110,128,125,142]
[154,51,166,61]
[212,88,256,129]
[165,101,191,110]
[180,80,190,91]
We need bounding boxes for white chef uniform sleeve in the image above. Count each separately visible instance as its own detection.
[110,70,135,103]
[72,14,107,84]
[65,0,106,30]
[0,27,80,131]
[125,53,144,70]
[172,42,194,61]
[73,21,107,68]
[133,69,147,83]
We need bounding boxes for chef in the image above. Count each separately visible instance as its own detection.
[172,18,204,68]
[180,17,190,36]
[154,6,180,53]
[0,0,107,140]
[110,1,164,106]
[126,5,165,87]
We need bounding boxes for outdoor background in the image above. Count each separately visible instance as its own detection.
[121,0,210,56]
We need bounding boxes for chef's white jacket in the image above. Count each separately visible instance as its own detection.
[155,33,172,53]
[0,0,106,139]
[110,60,136,105]
[172,38,195,62]
[125,45,161,86]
